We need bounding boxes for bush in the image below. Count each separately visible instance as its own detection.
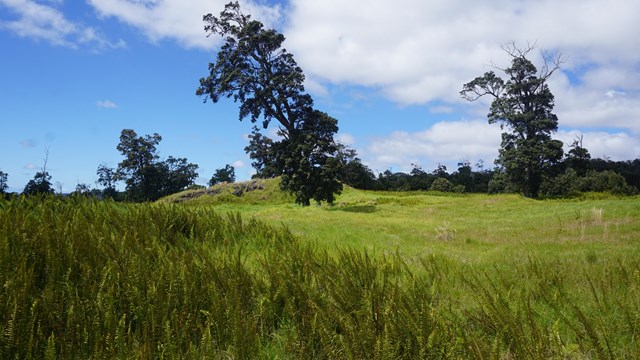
[430,177,453,192]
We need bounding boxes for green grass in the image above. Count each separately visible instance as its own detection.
[2,185,640,358]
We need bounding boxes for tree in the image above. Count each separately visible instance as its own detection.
[565,134,591,176]
[209,164,236,186]
[277,111,342,205]
[335,144,377,190]
[23,171,54,195]
[244,126,279,178]
[461,43,564,198]
[197,1,341,205]
[0,170,7,194]
[23,150,54,195]
[115,129,199,201]
[96,164,118,199]
[161,156,200,195]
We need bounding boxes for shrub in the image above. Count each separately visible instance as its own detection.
[430,177,453,192]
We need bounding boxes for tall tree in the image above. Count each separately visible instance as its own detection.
[461,43,564,198]
[197,1,341,205]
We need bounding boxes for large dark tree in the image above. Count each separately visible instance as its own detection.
[461,43,564,198]
[197,1,341,205]
[115,129,199,202]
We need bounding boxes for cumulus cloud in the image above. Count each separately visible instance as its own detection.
[24,163,37,170]
[363,120,501,173]
[96,99,118,108]
[284,0,640,131]
[0,0,125,50]
[87,0,281,49]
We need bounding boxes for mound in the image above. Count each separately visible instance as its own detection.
[160,177,294,205]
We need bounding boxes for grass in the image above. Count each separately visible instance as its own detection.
[1,184,640,358]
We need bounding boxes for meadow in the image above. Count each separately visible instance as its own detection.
[1,182,639,358]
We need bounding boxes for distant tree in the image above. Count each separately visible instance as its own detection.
[461,43,564,198]
[96,164,118,199]
[23,150,54,195]
[209,164,236,186]
[0,170,7,194]
[430,177,453,192]
[335,144,377,190]
[565,134,591,176]
[162,156,200,195]
[197,1,341,205]
[23,171,54,195]
[115,129,162,201]
[73,183,92,196]
[115,129,199,201]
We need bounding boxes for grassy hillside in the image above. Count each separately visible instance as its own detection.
[168,179,640,266]
[2,189,639,358]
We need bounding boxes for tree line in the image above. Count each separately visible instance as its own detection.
[2,3,637,202]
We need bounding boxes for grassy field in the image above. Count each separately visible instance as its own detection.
[2,183,640,358]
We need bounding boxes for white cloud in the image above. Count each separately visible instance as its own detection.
[363,120,501,173]
[96,99,118,108]
[0,0,125,50]
[232,160,245,168]
[336,133,355,146]
[284,0,640,131]
[555,130,640,161]
[87,0,281,49]
[24,163,37,170]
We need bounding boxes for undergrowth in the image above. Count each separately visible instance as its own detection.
[1,196,638,358]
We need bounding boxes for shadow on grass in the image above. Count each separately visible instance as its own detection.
[330,205,378,213]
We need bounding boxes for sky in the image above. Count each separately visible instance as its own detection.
[1,0,639,193]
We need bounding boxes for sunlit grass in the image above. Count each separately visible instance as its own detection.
[2,187,639,358]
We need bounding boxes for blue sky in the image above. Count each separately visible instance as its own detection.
[1,0,639,193]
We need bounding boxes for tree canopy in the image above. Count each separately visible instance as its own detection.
[461,43,564,198]
[197,1,341,205]
[115,129,199,202]
[209,164,236,186]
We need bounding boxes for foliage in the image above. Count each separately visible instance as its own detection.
[1,195,640,358]
[22,171,54,195]
[96,164,118,199]
[245,126,279,178]
[430,177,453,192]
[209,164,236,186]
[197,1,341,205]
[278,111,343,205]
[0,170,7,193]
[115,129,198,202]
[461,43,564,198]
[335,144,378,190]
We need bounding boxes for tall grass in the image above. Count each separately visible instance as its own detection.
[1,196,639,358]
